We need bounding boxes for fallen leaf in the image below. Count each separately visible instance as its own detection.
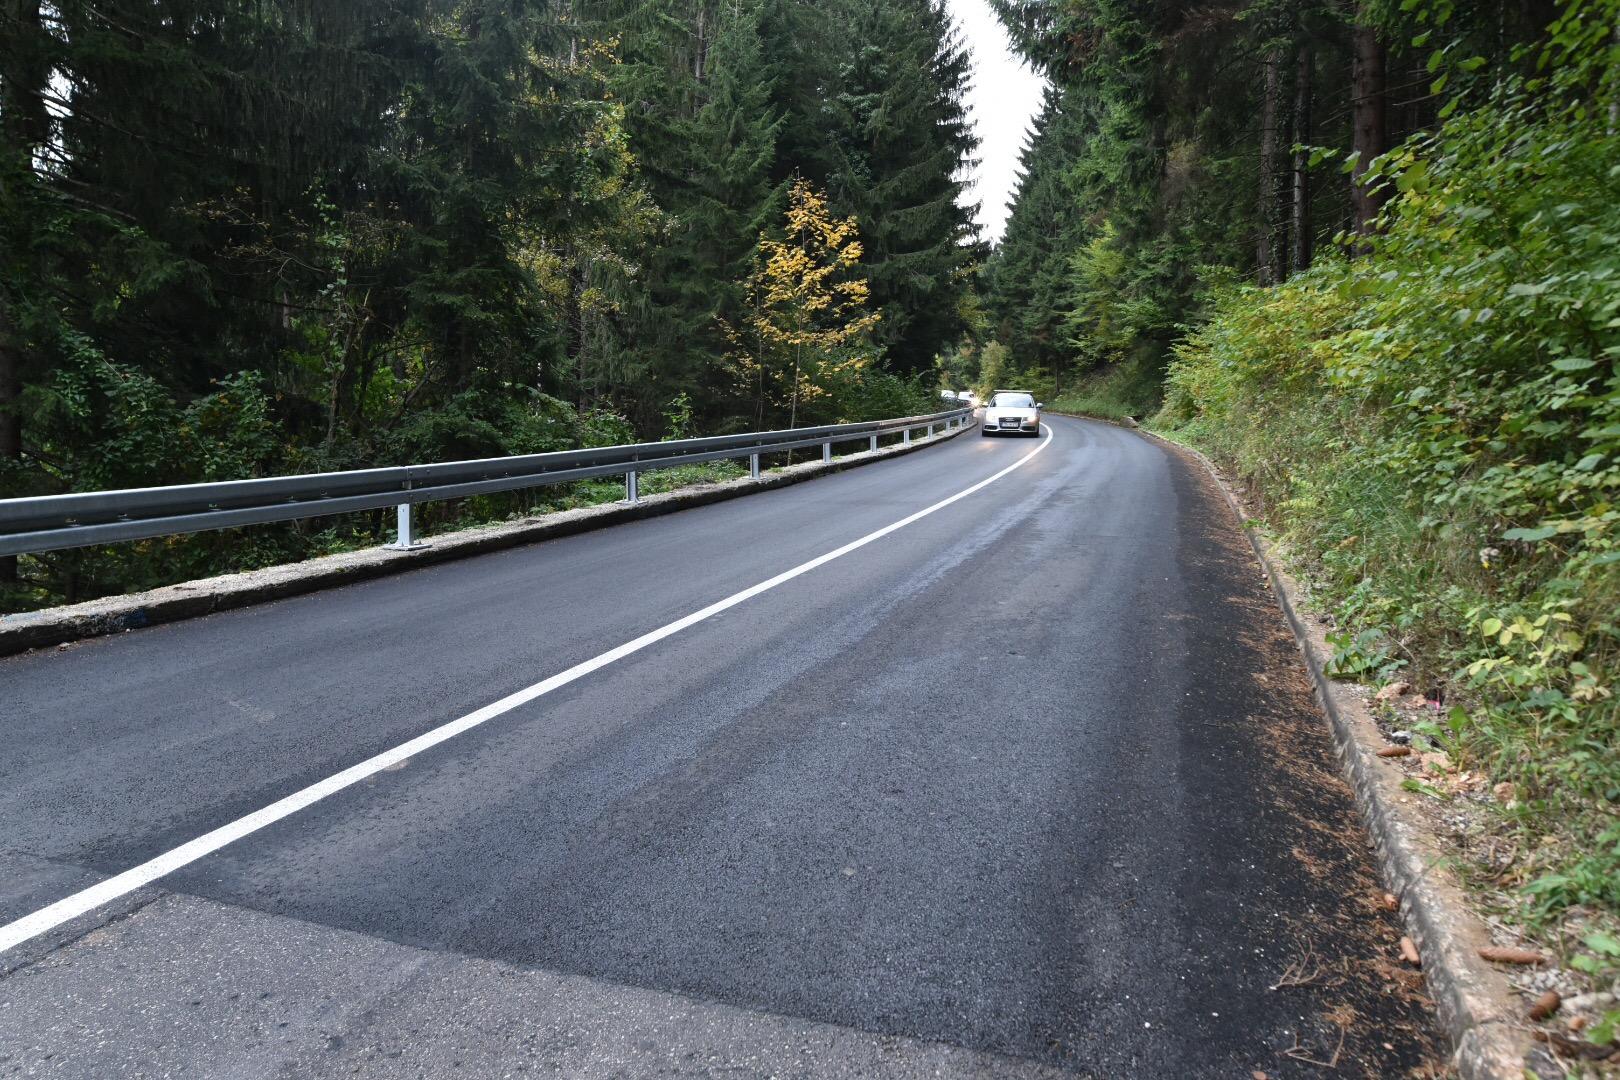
[1448,770,1483,794]
[1529,990,1561,1020]
[1377,746,1412,758]
[1420,751,1452,774]
[1479,945,1545,965]
[1400,936,1421,965]
[1492,780,1516,804]
[1382,892,1399,911]
[1374,680,1411,701]
[1568,1015,1587,1032]
[1252,1072,1268,1080]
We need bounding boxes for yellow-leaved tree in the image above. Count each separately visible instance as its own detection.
[722,179,881,429]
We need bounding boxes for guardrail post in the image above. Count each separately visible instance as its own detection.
[869,434,878,452]
[750,453,760,479]
[927,423,935,438]
[822,441,832,464]
[903,427,912,446]
[625,470,639,504]
[387,501,426,551]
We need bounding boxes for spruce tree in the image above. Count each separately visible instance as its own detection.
[608,0,784,430]
[817,0,982,375]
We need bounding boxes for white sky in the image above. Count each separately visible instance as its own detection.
[945,0,1048,245]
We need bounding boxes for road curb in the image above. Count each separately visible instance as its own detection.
[0,424,970,659]
[1050,411,1550,1080]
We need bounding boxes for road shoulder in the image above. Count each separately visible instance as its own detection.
[1090,413,1553,1080]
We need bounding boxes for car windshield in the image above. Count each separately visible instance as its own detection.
[990,393,1035,408]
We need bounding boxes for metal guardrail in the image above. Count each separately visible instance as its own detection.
[0,407,974,557]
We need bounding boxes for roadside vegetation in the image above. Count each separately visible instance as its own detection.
[963,0,1620,1047]
[1156,1,1620,1011]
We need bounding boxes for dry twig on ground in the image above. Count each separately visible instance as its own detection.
[1284,1025,1347,1068]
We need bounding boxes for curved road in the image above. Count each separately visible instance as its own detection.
[0,415,1439,1077]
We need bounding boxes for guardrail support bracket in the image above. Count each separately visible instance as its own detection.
[625,470,640,504]
[903,428,911,446]
[869,434,878,453]
[749,453,760,479]
[387,503,428,551]
[822,442,832,464]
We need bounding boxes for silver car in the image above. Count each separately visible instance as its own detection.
[981,390,1042,437]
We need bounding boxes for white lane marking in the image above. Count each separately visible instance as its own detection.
[0,426,1054,956]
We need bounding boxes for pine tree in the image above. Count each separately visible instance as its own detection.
[983,85,1090,371]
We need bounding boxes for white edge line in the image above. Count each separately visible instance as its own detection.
[0,425,1054,956]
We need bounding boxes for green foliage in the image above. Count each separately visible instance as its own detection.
[825,369,939,423]
[1325,629,1407,680]
[375,389,580,467]
[661,393,696,441]
[1159,5,1620,926]
[33,346,282,492]
[1047,351,1163,421]
[972,341,1011,399]
[0,0,980,610]
[638,460,747,495]
[982,0,1295,400]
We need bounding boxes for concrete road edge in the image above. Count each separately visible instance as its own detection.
[1050,411,1551,1080]
[0,424,971,658]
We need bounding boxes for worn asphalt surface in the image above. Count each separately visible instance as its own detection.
[0,415,1442,1077]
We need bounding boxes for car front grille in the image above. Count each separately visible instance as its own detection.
[999,417,1019,428]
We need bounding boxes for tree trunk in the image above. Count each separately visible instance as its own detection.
[1291,42,1314,273]
[0,301,20,543]
[1611,19,1619,135]
[694,5,707,83]
[1257,50,1283,285]
[567,256,588,412]
[1350,16,1388,238]
[0,0,50,585]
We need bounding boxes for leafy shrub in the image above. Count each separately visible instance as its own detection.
[4,344,296,608]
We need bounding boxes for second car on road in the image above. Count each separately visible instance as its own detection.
[981,391,1042,437]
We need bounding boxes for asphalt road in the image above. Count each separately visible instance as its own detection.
[0,415,1441,1077]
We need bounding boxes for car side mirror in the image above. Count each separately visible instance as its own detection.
[1036,402,1045,409]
